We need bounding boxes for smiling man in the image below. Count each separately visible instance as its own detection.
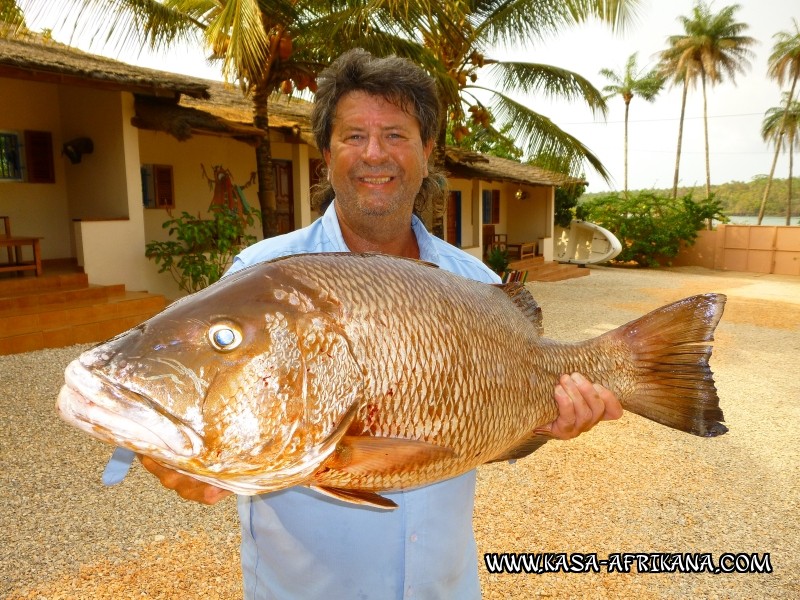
[141,49,622,599]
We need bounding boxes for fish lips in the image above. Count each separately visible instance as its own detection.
[57,359,203,460]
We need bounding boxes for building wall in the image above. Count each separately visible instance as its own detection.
[59,87,130,220]
[0,78,72,259]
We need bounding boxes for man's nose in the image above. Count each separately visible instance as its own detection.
[362,135,388,162]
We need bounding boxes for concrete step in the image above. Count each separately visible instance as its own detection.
[0,290,166,356]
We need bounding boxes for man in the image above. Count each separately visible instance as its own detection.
[142,49,622,598]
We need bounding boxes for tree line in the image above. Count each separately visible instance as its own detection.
[582,176,800,218]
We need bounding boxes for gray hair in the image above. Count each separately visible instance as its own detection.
[310,48,446,215]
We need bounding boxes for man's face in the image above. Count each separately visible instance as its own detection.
[323,91,434,221]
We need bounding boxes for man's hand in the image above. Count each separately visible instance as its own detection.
[139,455,233,505]
[536,373,623,440]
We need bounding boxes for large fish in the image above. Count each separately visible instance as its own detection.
[57,253,727,509]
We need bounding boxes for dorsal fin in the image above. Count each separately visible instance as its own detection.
[495,283,543,335]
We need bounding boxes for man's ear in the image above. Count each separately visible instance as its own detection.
[422,140,434,176]
[323,149,332,181]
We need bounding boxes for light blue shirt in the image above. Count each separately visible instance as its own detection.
[229,202,499,600]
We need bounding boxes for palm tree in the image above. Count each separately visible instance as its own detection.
[22,0,336,238]
[757,18,800,225]
[659,1,755,200]
[762,95,800,225]
[340,0,643,235]
[600,52,664,196]
[22,0,642,238]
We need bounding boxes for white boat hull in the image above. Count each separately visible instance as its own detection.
[554,220,622,265]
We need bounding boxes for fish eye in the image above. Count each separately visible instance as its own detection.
[208,322,243,352]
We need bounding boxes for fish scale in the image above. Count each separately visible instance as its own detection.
[57,252,727,509]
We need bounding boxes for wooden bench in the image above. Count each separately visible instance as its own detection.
[506,241,537,260]
[0,216,42,276]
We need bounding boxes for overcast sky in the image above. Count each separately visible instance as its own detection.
[25,0,797,193]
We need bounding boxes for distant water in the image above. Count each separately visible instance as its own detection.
[723,215,798,226]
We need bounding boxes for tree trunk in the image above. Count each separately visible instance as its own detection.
[623,98,630,198]
[253,85,278,239]
[430,116,448,239]
[702,74,711,200]
[672,75,689,200]
[788,137,794,226]
[758,74,798,225]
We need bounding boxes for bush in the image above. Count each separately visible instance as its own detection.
[485,245,510,275]
[145,204,261,294]
[577,192,726,267]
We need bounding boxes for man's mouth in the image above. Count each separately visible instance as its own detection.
[359,176,393,184]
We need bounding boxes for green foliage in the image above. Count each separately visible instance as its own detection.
[145,204,261,294]
[485,246,509,275]
[582,177,800,217]
[577,191,725,267]
[0,0,25,28]
[554,183,587,228]
[446,121,523,161]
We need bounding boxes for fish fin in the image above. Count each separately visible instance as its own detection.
[310,485,398,510]
[486,433,551,463]
[612,293,728,437]
[321,436,456,476]
[495,283,543,335]
[317,403,361,456]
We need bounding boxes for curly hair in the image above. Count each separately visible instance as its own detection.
[310,48,446,215]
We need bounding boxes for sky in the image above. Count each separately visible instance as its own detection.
[21,0,798,194]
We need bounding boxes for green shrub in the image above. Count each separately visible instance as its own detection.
[145,204,261,294]
[486,245,510,275]
[577,192,726,267]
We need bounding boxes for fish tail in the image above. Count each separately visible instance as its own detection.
[611,293,728,437]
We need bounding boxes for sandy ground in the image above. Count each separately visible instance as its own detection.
[1,265,798,599]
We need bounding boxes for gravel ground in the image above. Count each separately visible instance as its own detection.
[2,265,798,599]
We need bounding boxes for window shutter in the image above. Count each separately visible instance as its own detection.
[153,165,174,208]
[24,130,55,183]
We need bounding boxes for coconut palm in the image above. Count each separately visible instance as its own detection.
[762,95,800,225]
[337,0,643,235]
[757,18,800,225]
[659,1,755,200]
[600,52,664,196]
[21,0,642,238]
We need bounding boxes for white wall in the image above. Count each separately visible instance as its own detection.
[0,78,72,259]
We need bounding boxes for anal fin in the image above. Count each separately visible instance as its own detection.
[310,485,398,510]
[486,433,551,463]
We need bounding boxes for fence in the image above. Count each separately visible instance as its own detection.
[671,224,800,276]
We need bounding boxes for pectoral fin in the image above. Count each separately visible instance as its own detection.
[310,485,398,510]
[322,435,456,477]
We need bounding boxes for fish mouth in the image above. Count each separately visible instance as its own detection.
[57,359,202,459]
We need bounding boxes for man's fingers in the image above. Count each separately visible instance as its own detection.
[138,455,232,505]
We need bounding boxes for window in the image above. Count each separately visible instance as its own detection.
[141,164,175,208]
[1,130,55,183]
[0,132,22,181]
[482,189,500,224]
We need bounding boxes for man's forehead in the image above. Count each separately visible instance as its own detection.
[334,91,417,122]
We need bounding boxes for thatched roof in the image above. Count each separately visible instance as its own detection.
[2,34,577,188]
[0,34,209,100]
[181,82,316,145]
[444,147,585,188]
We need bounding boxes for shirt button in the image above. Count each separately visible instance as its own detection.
[409,533,418,542]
